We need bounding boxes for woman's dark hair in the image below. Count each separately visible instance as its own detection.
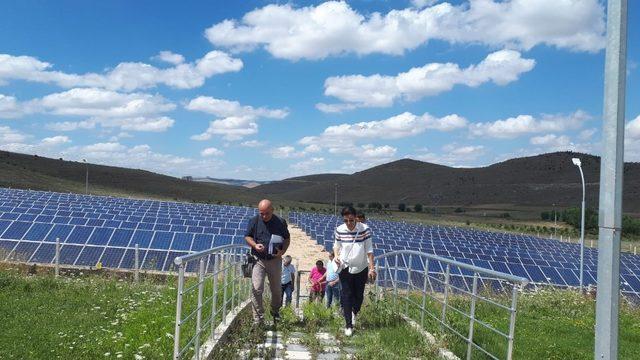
[341,206,357,217]
[356,211,366,219]
[316,260,324,266]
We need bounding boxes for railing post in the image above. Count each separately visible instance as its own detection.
[441,264,451,329]
[295,270,301,309]
[421,269,428,328]
[222,253,229,325]
[173,264,185,360]
[194,258,206,360]
[426,259,434,293]
[55,237,60,277]
[466,272,479,360]
[406,254,412,316]
[210,253,219,335]
[230,254,236,312]
[134,244,140,283]
[393,254,399,310]
[374,260,380,299]
[506,284,520,360]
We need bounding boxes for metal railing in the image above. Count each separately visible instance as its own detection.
[294,269,311,308]
[375,250,529,360]
[172,244,251,360]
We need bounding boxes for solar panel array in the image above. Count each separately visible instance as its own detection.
[0,188,255,272]
[289,212,640,300]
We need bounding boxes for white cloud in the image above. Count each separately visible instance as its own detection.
[626,115,640,139]
[188,97,289,141]
[0,126,29,144]
[578,128,597,141]
[200,147,224,157]
[40,135,71,146]
[205,0,604,61]
[530,134,571,147]
[240,140,266,148]
[8,88,178,133]
[154,51,185,65]
[626,116,640,161]
[319,50,535,111]
[191,116,258,141]
[412,0,438,8]
[269,146,305,159]
[0,51,242,91]
[59,142,225,177]
[359,144,397,159]
[186,97,288,118]
[299,112,467,154]
[469,110,590,139]
[0,94,24,119]
[0,128,72,155]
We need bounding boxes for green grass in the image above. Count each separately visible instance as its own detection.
[292,298,438,360]
[397,288,640,359]
[0,268,178,359]
[0,266,251,359]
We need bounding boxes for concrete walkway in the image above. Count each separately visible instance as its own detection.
[241,330,355,360]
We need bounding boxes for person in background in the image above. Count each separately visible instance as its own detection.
[356,211,366,223]
[281,255,296,306]
[308,260,327,302]
[323,252,341,309]
[244,199,290,326]
[334,206,376,337]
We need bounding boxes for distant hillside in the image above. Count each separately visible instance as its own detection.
[188,177,271,188]
[259,152,640,212]
[0,151,261,204]
[253,173,349,195]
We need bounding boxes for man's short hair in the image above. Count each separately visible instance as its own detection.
[341,206,357,217]
[284,255,292,262]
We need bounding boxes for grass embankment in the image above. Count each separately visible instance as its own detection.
[0,267,248,359]
[399,288,640,359]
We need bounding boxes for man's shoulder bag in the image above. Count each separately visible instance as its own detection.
[242,251,257,278]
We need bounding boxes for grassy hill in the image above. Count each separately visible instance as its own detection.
[0,150,261,205]
[258,152,640,212]
[253,173,348,195]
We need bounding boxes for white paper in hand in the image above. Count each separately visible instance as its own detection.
[269,234,283,255]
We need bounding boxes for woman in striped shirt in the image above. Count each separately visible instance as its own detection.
[333,206,376,337]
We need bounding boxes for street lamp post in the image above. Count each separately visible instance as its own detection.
[572,158,586,292]
[83,159,88,194]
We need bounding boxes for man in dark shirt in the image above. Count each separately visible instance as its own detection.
[244,199,290,325]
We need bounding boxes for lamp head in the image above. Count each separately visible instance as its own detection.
[572,158,581,167]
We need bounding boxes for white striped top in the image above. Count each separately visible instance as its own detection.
[334,222,374,274]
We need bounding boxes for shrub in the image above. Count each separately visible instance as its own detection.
[454,207,465,213]
[414,204,423,212]
[398,203,406,212]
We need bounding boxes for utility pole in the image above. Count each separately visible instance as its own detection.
[83,159,89,194]
[334,183,338,217]
[595,1,627,359]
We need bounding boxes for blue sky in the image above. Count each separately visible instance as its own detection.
[0,0,638,180]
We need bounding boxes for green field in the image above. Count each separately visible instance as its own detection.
[2,267,640,359]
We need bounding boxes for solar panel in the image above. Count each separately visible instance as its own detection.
[0,187,256,272]
[288,211,640,298]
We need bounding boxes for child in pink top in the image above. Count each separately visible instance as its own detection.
[309,260,327,302]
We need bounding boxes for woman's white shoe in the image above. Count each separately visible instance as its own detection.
[344,327,353,337]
